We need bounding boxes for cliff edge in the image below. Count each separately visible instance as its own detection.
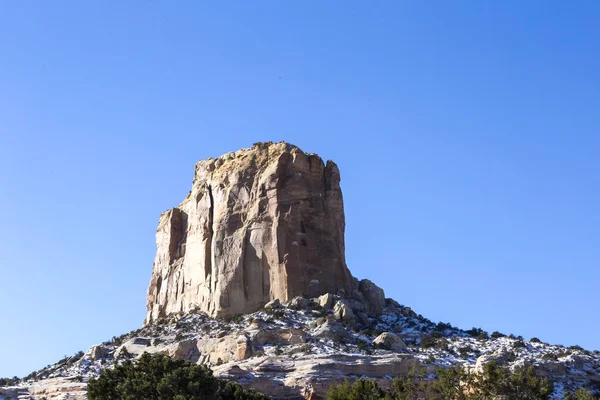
[145,142,356,323]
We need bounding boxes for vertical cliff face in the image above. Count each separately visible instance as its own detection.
[145,142,356,323]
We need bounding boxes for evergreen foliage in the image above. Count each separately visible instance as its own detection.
[87,353,269,400]
[325,361,559,400]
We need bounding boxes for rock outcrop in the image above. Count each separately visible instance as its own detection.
[372,332,407,351]
[145,142,357,323]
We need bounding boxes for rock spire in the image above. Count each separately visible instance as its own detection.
[145,142,356,323]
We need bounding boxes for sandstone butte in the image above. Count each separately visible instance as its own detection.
[145,141,360,323]
[3,142,599,400]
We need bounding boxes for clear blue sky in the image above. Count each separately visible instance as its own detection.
[1,1,599,378]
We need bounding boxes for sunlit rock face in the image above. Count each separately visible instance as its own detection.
[145,142,356,323]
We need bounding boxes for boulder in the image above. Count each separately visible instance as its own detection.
[86,344,109,361]
[265,298,281,309]
[196,334,253,364]
[315,293,335,310]
[289,296,311,310]
[333,299,356,326]
[359,279,385,315]
[115,337,153,358]
[474,348,512,372]
[168,339,200,362]
[509,358,531,373]
[312,321,356,344]
[372,332,407,351]
[249,328,305,347]
[357,312,370,326]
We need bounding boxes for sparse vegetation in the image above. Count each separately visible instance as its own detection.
[513,340,527,349]
[326,361,554,399]
[458,346,472,359]
[564,388,597,400]
[0,376,20,386]
[264,307,285,319]
[465,327,486,338]
[491,331,506,339]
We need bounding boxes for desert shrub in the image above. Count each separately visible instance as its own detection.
[435,322,453,332]
[491,331,506,339]
[564,388,597,400]
[356,338,370,353]
[475,361,552,399]
[0,376,20,386]
[513,340,526,349]
[508,334,524,341]
[569,345,584,352]
[388,366,427,399]
[429,330,444,339]
[405,319,417,328]
[420,335,437,349]
[87,353,269,400]
[325,361,553,399]
[111,334,126,346]
[436,337,450,351]
[530,337,542,343]
[326,379,381,400]
[118,347,132,360]
[465,327,485,338]
[458,346,472,359]
[557,349,572,358]
[476,331,490,341]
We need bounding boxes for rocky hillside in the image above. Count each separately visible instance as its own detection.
[2,295,599,399]
[2,143,598,399]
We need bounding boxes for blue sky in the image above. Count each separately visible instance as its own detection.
[1,1,599,377]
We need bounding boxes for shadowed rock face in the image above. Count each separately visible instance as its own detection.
[145,142,356,323]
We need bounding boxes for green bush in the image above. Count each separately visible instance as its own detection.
[87,353,269,400]
[326,379,381,400]
[458,346,472,359]
[564,388,597,400]
[356,339,370,353]
[465,327,485,337]
[491,331,506,339]
[0,376,20,386]
[325,361,555,400]
[542,353,557,361]
[420,335,437,349]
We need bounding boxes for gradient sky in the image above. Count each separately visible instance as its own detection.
[1,1,599,378]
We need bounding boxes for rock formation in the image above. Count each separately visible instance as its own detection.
[7,142,599,400]
[145,142,357,323]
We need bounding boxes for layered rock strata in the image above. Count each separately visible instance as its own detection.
[145,142,356,322]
